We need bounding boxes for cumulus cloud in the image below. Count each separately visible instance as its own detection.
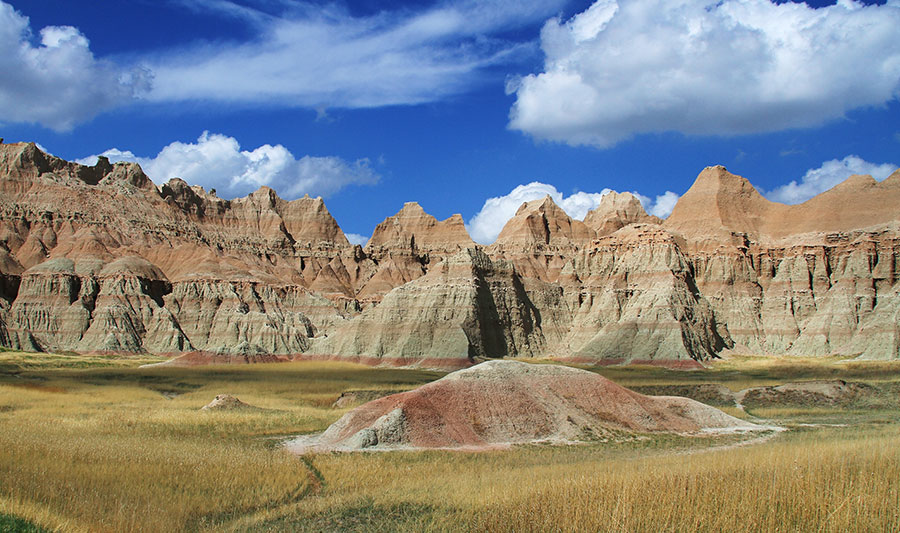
[344,233,370,246]
[0,2,150,131]
[634,191,681,219]
[0,0,562,129]
[509,0,900,147]
[76,131,378,199]
[145,0,565,108]
[766,155,897,204]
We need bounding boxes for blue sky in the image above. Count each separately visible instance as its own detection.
[1,0,898,244]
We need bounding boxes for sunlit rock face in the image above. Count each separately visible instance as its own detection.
[1,141,899,364]
[583,191,661,237]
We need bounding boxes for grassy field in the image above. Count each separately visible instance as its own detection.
[1,351,899,532]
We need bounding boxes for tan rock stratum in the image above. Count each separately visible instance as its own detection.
[1,141,898,364]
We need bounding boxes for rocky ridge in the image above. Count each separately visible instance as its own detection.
[1,141,899,364]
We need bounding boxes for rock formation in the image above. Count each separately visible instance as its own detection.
[355,202,474,304]
[665,166,900,358]
[583,191,661,236]
[201,394,258,411]
[286,360,762,452]
[495,195,595,247]
[312,248,552,367]
[1,140,899,364]
[558,224,731,363]
[366,201,473,255]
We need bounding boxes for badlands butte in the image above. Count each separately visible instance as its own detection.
[1,141,899,367]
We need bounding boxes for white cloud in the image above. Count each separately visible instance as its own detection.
[766,155,897,204]
[509,0,900,147]
[634,191,680,218]
[0,0,564,129]
[0,2,150,131]
[344,233,370,246]
[77,131,378,199]
[467,182,611,245]
[145,0,565,109]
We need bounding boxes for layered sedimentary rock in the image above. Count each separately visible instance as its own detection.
[495,195,595,247]
[0,142,349,355]
[559,225,731,363]
[666,166,900,358]
[484,195,727,363]
[665,165,900,241]
[5,258,92,352]
[583,191,661,236]
[1,140,899,364]
[366,201,473,255]
[311,248,551,366]
[356,202,474,303]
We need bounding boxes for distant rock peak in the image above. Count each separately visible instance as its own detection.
[584,191,660,237]
[367,202,473,253]
[666,165,900,242]
[496,195,594,246]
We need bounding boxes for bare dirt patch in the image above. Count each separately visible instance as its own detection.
[738,380,877,408]
[201,394,262,411]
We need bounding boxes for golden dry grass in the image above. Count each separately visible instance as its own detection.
[233,425,900,532]
[0,356,441,532]
[470,426,900,532]
[592,354,900,391]
[0,352,898,532]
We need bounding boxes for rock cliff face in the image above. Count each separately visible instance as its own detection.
[367,201,472,254]
[312,248,549,366]
[666,166,900,359]
[1,141,898,365]
[560,225,730,363]
[0,142,351,356]
[354,202,473,304]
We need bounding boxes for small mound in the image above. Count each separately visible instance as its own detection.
[201,394,256,411]
[631,383,736,407]
[287,360,762,452]
[740,380,872,407]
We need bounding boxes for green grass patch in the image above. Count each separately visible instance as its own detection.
[0,512,49,533]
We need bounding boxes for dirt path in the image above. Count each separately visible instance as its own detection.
[670,426,786,457]
[206,454,325,532]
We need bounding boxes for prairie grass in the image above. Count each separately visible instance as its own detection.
[1,352,899,531]
[592,354,900,391]
[237,425,900,532]
[0,356,442,532]
[0,381,315,531]
[0,350,165,372]
[469,425,900,533]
